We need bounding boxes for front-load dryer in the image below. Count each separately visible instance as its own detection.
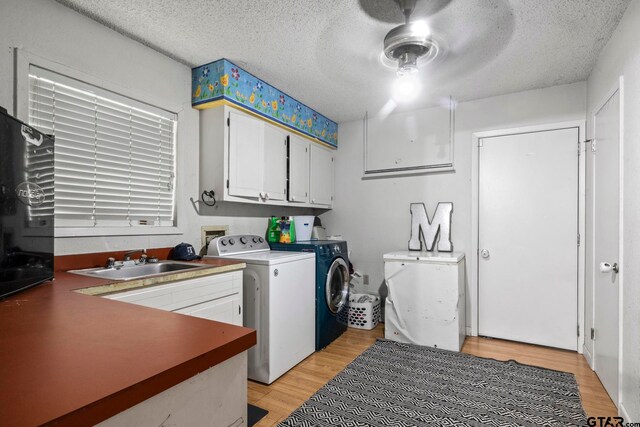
[270,240,350,350]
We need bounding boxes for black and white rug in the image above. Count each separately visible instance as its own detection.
[280,339,587,427]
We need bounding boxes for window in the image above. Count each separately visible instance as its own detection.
[28,66,177,230]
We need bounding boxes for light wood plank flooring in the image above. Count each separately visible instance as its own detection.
[248,324,616,426]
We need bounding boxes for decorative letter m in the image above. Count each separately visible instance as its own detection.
[408,203,453,252]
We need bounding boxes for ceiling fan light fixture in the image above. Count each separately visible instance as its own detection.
[397,51,419,75]
[392,74,421,102]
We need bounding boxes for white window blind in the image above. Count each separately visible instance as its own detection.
[28,66,177,228]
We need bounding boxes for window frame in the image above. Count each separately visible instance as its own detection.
[16,50,183,238]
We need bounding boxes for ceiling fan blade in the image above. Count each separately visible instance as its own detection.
[358,0,453,24]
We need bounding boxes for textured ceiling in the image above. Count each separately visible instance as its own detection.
[55,0,630,122]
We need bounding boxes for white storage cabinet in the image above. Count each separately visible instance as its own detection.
[287,134,310,203]
[384,252,466,351]
[200,106,334,208]
[104,271,243,326]
[309,143,334,207]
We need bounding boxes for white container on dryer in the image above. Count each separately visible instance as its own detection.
[293,216,315,241]
[383,251,466,352]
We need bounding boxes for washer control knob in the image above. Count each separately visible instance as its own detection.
[240,237,247,244]
[252,237,259,243]
[220,239,227,246]
[258,237,264,243]
[228,238,235,245]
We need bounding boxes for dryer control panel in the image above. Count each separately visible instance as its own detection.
[207,234,269,256]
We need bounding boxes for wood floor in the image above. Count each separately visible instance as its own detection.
[248,325,616,426]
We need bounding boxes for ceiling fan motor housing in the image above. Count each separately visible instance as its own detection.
[384,23,437,74]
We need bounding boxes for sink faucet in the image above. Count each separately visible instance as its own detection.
[123,249,147,262]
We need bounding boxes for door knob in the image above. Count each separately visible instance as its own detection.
[599,262,619,274]
[480,249,490,259]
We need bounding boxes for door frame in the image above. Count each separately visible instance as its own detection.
[589,76,624,411]
[470,120,586,354]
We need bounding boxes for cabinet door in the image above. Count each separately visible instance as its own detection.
[288,135,309,203]
[174,294,242,326]
[262,123,288,201]
[309,143,334,206]
[228,110,263,199]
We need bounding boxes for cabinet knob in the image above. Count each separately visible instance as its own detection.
[311,199,315,203]
[291,196,296,201]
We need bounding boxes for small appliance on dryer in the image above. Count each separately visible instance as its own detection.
[269,240,350,350]
[206,234,316,384]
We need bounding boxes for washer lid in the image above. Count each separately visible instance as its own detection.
[205,251,315,266]
[383,251,465,264]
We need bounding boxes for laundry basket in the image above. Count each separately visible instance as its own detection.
[342,293,381,330]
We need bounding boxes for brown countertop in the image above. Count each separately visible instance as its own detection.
[0,259,255,426]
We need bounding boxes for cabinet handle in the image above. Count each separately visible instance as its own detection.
[265,193,270,200]
[311,199,315,203]
[291,196,295,201]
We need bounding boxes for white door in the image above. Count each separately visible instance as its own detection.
[262,123,287,201]
[309,144,334,206]
[228,110,264,199]
[593,90,620,403]
[479,127,579,350]
[288,134,309,203]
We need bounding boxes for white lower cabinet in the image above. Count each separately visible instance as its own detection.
[174,293,242,325]
[104,270,243,326]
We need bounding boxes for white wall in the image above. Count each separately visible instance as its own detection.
[586,0,640,420]
[0,0,314,256]
[322,82,586,327]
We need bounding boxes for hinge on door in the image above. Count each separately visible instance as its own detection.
[590,139,596,153]
[478,139,484,147]
[578,141,581,156]
[226,179,229,189]
[591,328,595,340]
[577,233,581,246]
[577,324,580,337]
[239,306,241,315]
[227,117,230,127]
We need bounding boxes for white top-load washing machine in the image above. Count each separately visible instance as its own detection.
[384,251,466,352]
[207,235,316,384]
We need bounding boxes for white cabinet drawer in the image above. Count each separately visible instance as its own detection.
[174,294,242,326]
[104,271,242,312]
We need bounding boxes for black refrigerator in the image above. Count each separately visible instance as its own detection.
[0,107,54,298]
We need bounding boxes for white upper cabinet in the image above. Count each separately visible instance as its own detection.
[309,143,334,207]
[228,110,264,199]
[200,106,334,207]
[288,134,310,204]
[262,124,288,201]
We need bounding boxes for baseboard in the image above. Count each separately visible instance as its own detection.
[619,402,633,422]
[466,326,473,336]
[582,343,593,368]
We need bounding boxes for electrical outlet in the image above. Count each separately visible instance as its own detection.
[363,274,369,285]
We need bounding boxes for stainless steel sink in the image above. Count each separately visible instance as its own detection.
[68,261,207,281]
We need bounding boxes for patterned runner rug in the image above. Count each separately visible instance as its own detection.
[280,339,587,427]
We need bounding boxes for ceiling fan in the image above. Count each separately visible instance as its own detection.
[383,0,441,76]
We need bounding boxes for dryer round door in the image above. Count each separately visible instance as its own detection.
[325,257,349,314]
